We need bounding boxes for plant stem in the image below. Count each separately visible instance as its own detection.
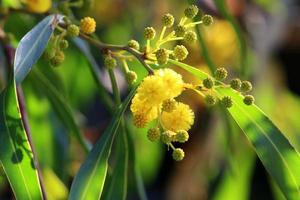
[108,69,121,106]
[78,32,154,74]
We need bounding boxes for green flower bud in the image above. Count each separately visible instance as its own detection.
[50,51,65,67]
[173,45,188,61]
[214,67,228,80]
[203,77,214,89]
[184,31,197,43]
[147,127,161,142]
[230,78,242,90]
[44,50,56,61]
[144,27,156,40]
[155,48,169,65]
[172,148,185,161]
[127,39,140,50]
[126,71,137,84]
[104,56,117,69]
[243,95,255,105]
[204,94,216,106]
[162,99,177,112]
[241,81,252,93]
[175,130,189,143]
[221,96,233,108]
[184,5,199,19]
[59,39,69,50]
[174,25,187,37]
[162,13,174,27]
[67,24,80,37]
[202,14,213,26]
[161,130,176,144]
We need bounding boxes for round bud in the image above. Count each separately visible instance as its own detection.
[230,78,242,90]
[241,81,252,93]
[104,56,117,69]
[144,27,156,40]
[147,127,161,142]
[126,71,137,84]
[173,45,188,61]
[214,67,228,80]
[174,25,187,37]
[175,130,189,143]
[221,96,233,108]
[203,77,214,89]
[204,94,216,106]
[162,13,174,27]
[184,5,199,19]
[243,95,255,105]
[161,130,176,144]
[80,17,96,34]
[172,148,185,161]
[127,39,140,50]
[155,48,169,65]
[184,31,197,43]
[44,50,55,61]
[162,99,177,112]
[202,14,213,26]
[50,51,65,67]
[59,39,69,50]
[67,24,80,37]
[133,114,147,128]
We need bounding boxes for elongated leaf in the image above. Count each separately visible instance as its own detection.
[102,124,129,200]
[30,68,90,153]
[169,59,300,200]
[69,87,137,200]
[14,15,62,85]
[0,79,43,200]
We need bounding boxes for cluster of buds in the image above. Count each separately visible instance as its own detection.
[135,4,213,66]
[44,16,97,67]
[200,67,255,108]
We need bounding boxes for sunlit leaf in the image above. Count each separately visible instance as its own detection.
[0,79,43,200]
[170,59,300,200]
[14,15,62,85]
[69,87,137,200]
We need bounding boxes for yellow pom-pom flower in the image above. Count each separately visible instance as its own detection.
[80,17,96,34]
[161,102,194,132]
[25,0,52,13]
[131,68,186,127]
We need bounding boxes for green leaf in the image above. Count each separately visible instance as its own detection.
[69,87,137,200]
[102,123,129,200]
[30,68,90,153]
[14,15,62,85]
[170,59,300,200]
[0,80,43,200]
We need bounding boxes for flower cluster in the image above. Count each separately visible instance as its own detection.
[44,16,97,67]
[24,0,52,13]
[130,68,194,161]
[200,67,255,108]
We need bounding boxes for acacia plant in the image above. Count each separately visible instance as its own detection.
[0,0,300,200]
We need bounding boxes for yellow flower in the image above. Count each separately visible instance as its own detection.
[80,17,96,34]
[161,102,194,132]
[25,0,52,13]
[131,68,186,128]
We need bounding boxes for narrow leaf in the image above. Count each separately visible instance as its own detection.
[170,59,300,200]
[14,15,62,85]
[102,123,129,200]
[0,79,43,200]
[69,87,137,200]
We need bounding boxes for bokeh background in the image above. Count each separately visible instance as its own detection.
[1,0,300,199]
